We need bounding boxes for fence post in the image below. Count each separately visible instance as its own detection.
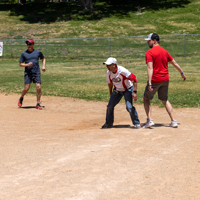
[109,38,111,57]
[45,39,47,58]
[184,34,186,56]
[11,39,12,57]
[77,39,78,57]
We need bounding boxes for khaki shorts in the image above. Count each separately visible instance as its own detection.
[144,81,169,101]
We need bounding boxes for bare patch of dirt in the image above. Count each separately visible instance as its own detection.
[0,93,200,200]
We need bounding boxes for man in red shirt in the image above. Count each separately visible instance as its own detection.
[143,33,186,128]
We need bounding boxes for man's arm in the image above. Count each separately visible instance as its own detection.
[108,83,113,96]
[127,73,138,101]
[132,81,138,101]
[19,62,33,67]
[147,62,153,91]
[169,59,186,81]
[42,58,46,72]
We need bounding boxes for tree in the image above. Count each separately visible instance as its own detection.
[79,0,93,9]
[18,0,26,4]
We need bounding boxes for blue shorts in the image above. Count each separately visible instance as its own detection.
[24,73,41,84]
[144,81,169,101]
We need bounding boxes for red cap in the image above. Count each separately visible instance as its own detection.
[26,39,35,45]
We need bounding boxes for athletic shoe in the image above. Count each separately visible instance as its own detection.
[36,103,42,110]
[101,123,113,129]
[134,124,141,129]
[143,119,155,128]
[169,120,178,128]
[18,97,23,107]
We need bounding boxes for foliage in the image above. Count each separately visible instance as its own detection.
[0,0,192,23]
[1,0,200,40]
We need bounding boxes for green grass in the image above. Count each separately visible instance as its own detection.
[0,0,200,107]
[2,34,200,60]
[0,57,199,108]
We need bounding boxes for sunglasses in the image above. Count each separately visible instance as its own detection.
[27,43,33,45]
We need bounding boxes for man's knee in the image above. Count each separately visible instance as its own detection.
[107,103,114,110]
[162,100,167,105]
[126,101,132,113]
[143,96,150,102]
[35,83,41,90]
[24,84,30,91]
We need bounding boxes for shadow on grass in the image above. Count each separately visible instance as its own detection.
[0,0,191,23]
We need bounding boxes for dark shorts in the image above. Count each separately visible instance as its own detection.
[24,73,41,84]
[144,81,169,101]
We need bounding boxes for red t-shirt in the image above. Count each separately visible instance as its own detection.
[145,46,173,83]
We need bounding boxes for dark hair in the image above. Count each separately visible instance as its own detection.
[151,33,159,42]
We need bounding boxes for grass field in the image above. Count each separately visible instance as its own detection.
[0,56,199,108]
[2,34,200,59]
[0,0,200,107]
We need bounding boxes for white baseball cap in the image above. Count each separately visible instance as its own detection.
[144,33,153,41]
[144,33,160,41]
[103,57,117,65]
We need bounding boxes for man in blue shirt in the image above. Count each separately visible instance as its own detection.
[18,39,46,109]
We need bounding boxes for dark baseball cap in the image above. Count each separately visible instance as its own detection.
[26,39,35,44]
[144,33,159,42]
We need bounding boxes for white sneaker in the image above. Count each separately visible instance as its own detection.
[134,124,141,129]
[169,120,178,128]
[143,119,155,128]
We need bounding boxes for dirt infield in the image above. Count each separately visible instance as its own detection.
[0,93,200,200]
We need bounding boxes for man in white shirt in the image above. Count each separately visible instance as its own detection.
[102,57,141,129]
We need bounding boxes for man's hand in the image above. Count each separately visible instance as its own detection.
[27,62,33,67]
[181,73,186,81]
[42,66,46,72]
[148,85,153,92]
[132,93,137,101]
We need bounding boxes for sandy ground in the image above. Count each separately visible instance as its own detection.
[0,93,200,200]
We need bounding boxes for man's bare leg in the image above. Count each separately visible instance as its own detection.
[143,97,152,120]
[21,83,31,98]
[35,83,41,104]
[162,100,175,121]
[18,83,31,107]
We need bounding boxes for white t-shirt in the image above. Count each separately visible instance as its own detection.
[106,65,137,91]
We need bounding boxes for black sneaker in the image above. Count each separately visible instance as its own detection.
[18,97,23,107]
[101,123,113,129]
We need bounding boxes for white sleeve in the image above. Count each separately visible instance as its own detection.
[106,71,111,84]
[121,66,131,78]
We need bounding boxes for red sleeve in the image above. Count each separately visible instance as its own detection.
[145,50,153,64]
[167,51,173,62]
[128,73,137,82]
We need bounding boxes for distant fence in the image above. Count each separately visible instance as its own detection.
[1,34,200,59]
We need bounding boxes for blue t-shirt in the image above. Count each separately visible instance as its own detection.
[19,49,44,75]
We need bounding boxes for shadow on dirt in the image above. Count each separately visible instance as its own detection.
[19,106,45,109]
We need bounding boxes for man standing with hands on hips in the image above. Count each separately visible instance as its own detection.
[143,33,186,128]
[18,39,46,110]
[102,57,141,129]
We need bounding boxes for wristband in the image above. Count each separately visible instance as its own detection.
[133,90,137,94]
[181,71,184,75]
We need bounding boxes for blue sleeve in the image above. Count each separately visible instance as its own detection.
[19,52,24,63]
[39,51,44,60]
